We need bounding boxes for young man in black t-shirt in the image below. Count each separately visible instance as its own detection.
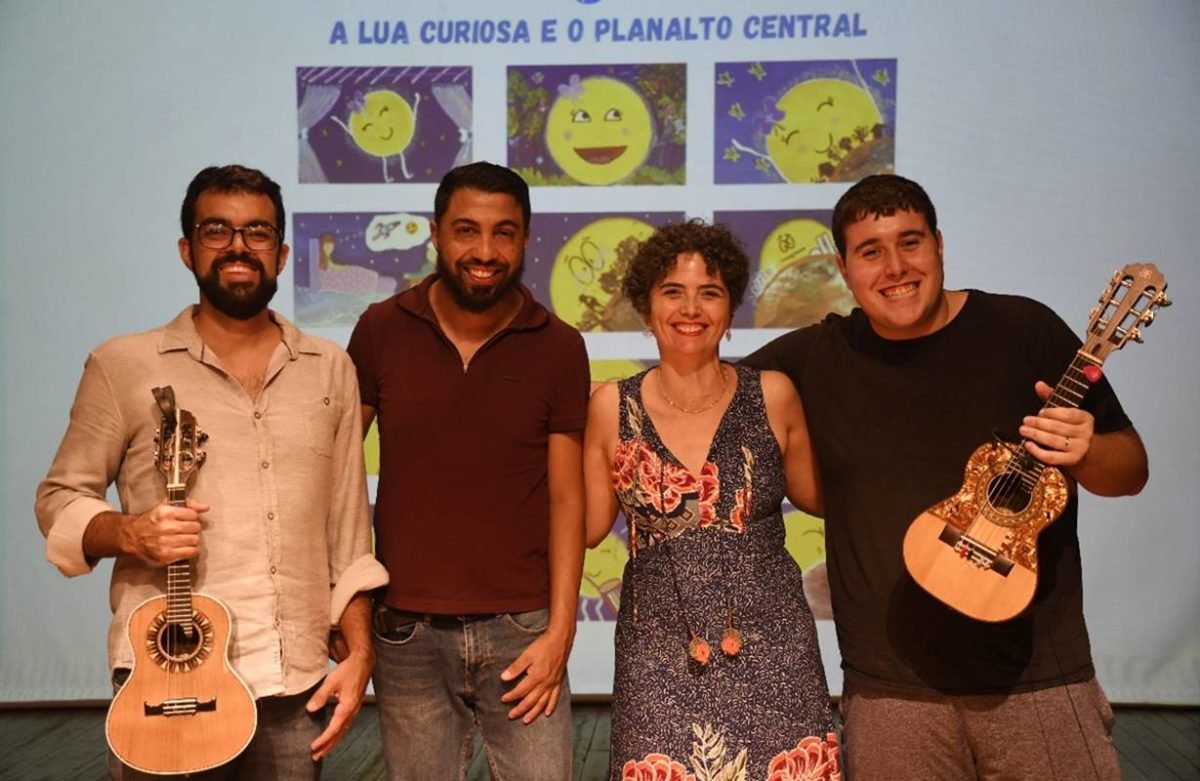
[744,174,1147,780]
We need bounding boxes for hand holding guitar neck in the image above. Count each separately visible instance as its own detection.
[1018,380,1094,468]
[120,499,208,566]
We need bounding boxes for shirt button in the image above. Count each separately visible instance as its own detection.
[261,461,269,469]
[254,412,262,419]
[270,566,277,574]
[267,512,275,520]
[323,397,330,405]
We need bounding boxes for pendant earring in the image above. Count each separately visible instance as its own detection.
[721,612,743,657]
[688,632,712,666]
[725,329,733,342]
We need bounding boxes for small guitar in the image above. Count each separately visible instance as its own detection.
[106,386,257,774]
[903,264,1169,622]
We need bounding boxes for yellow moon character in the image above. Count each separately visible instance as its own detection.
[580,533,629,615]
[549,216,657,329]
[545,77,654,185]
[766,79,881,183]
[334,89,421,182]
[349,90,416,158]
[754,218,856,327]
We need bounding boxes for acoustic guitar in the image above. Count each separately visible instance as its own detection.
[902,264,1169,622]
[106,386,257,774]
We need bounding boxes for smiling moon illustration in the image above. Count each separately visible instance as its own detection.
[545,77,654,185]
[349,90,417,159]
[766,79,881,183]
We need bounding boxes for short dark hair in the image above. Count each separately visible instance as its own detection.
[180,165,285,238]
[831,174,937,256]
[622,219,750,317]
[434,161,531,229]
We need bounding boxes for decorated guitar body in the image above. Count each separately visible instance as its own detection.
[106,387,257,775]
[903,264,1169,622]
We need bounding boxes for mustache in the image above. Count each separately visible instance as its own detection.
[213,253,266,274]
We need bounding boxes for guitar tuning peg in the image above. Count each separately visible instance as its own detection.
[198,432,209,445]
[1129,328,1144,343]
[1156,293,1172,308]
[1140,310,1156,325]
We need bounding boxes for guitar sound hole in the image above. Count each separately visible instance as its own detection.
[157,622,204,662]
[986,475,1032,514]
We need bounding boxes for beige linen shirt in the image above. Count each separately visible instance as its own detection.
[35,307,387,698]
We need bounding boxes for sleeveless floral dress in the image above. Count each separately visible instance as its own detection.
[609,366,840,781]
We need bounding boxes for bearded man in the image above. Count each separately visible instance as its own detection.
[36,164,387,779]
[347,161,589,780]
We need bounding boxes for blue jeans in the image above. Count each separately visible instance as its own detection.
[109,670,327,780]
[372,605,573,781]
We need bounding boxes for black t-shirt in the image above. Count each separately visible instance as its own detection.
[744,291,1132,695]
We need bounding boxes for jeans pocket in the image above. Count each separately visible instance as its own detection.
[501,608,550,636]
[372,607,423,646]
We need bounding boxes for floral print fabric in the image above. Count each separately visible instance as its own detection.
[608,367,838,781]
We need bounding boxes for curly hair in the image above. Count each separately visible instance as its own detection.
[622,219,750,317]
[831,174,937,256]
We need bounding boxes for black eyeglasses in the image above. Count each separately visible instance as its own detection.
[193,221,280,251]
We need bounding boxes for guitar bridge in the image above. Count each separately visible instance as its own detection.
[938,524,1015,576]
[144,697,218,717]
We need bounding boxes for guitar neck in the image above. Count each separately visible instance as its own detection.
[1005,350,1104,489]
[165,483,194,626]
[1041,350,1103,414]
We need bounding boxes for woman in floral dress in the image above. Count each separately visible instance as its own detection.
[585,221,840,781]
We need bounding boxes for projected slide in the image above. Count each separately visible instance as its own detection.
[296,66,473,184]
[714,58,897,184]
[292,211,433,327]
[524,212,685,330]
[716,209,856,328]
[508,64,686,186]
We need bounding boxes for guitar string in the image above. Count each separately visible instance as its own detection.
[970,358,1093,552]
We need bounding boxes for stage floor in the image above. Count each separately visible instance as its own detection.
[1,702,1195,779]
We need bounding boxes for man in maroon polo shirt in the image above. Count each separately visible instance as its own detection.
[347,161,588,780]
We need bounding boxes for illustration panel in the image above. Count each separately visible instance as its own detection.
[297,66,472,184]
[508,64,686,186]
[525,211,686,331]
[716,209,855,328]
[292,211,434,328]
[714,58,896,184]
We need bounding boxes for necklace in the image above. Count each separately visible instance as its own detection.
[657,364,729,414]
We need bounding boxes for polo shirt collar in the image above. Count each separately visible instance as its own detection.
[399,273,549,331]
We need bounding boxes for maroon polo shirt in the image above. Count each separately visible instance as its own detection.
[347,275,589,613]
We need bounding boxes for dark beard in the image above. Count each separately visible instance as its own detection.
[193,252,278,320]
[435,252,524,313]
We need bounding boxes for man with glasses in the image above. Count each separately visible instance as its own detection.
[36,164,387,779]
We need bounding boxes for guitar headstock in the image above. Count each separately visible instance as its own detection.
[1083,263,1170,362]
[152,386,207,494]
